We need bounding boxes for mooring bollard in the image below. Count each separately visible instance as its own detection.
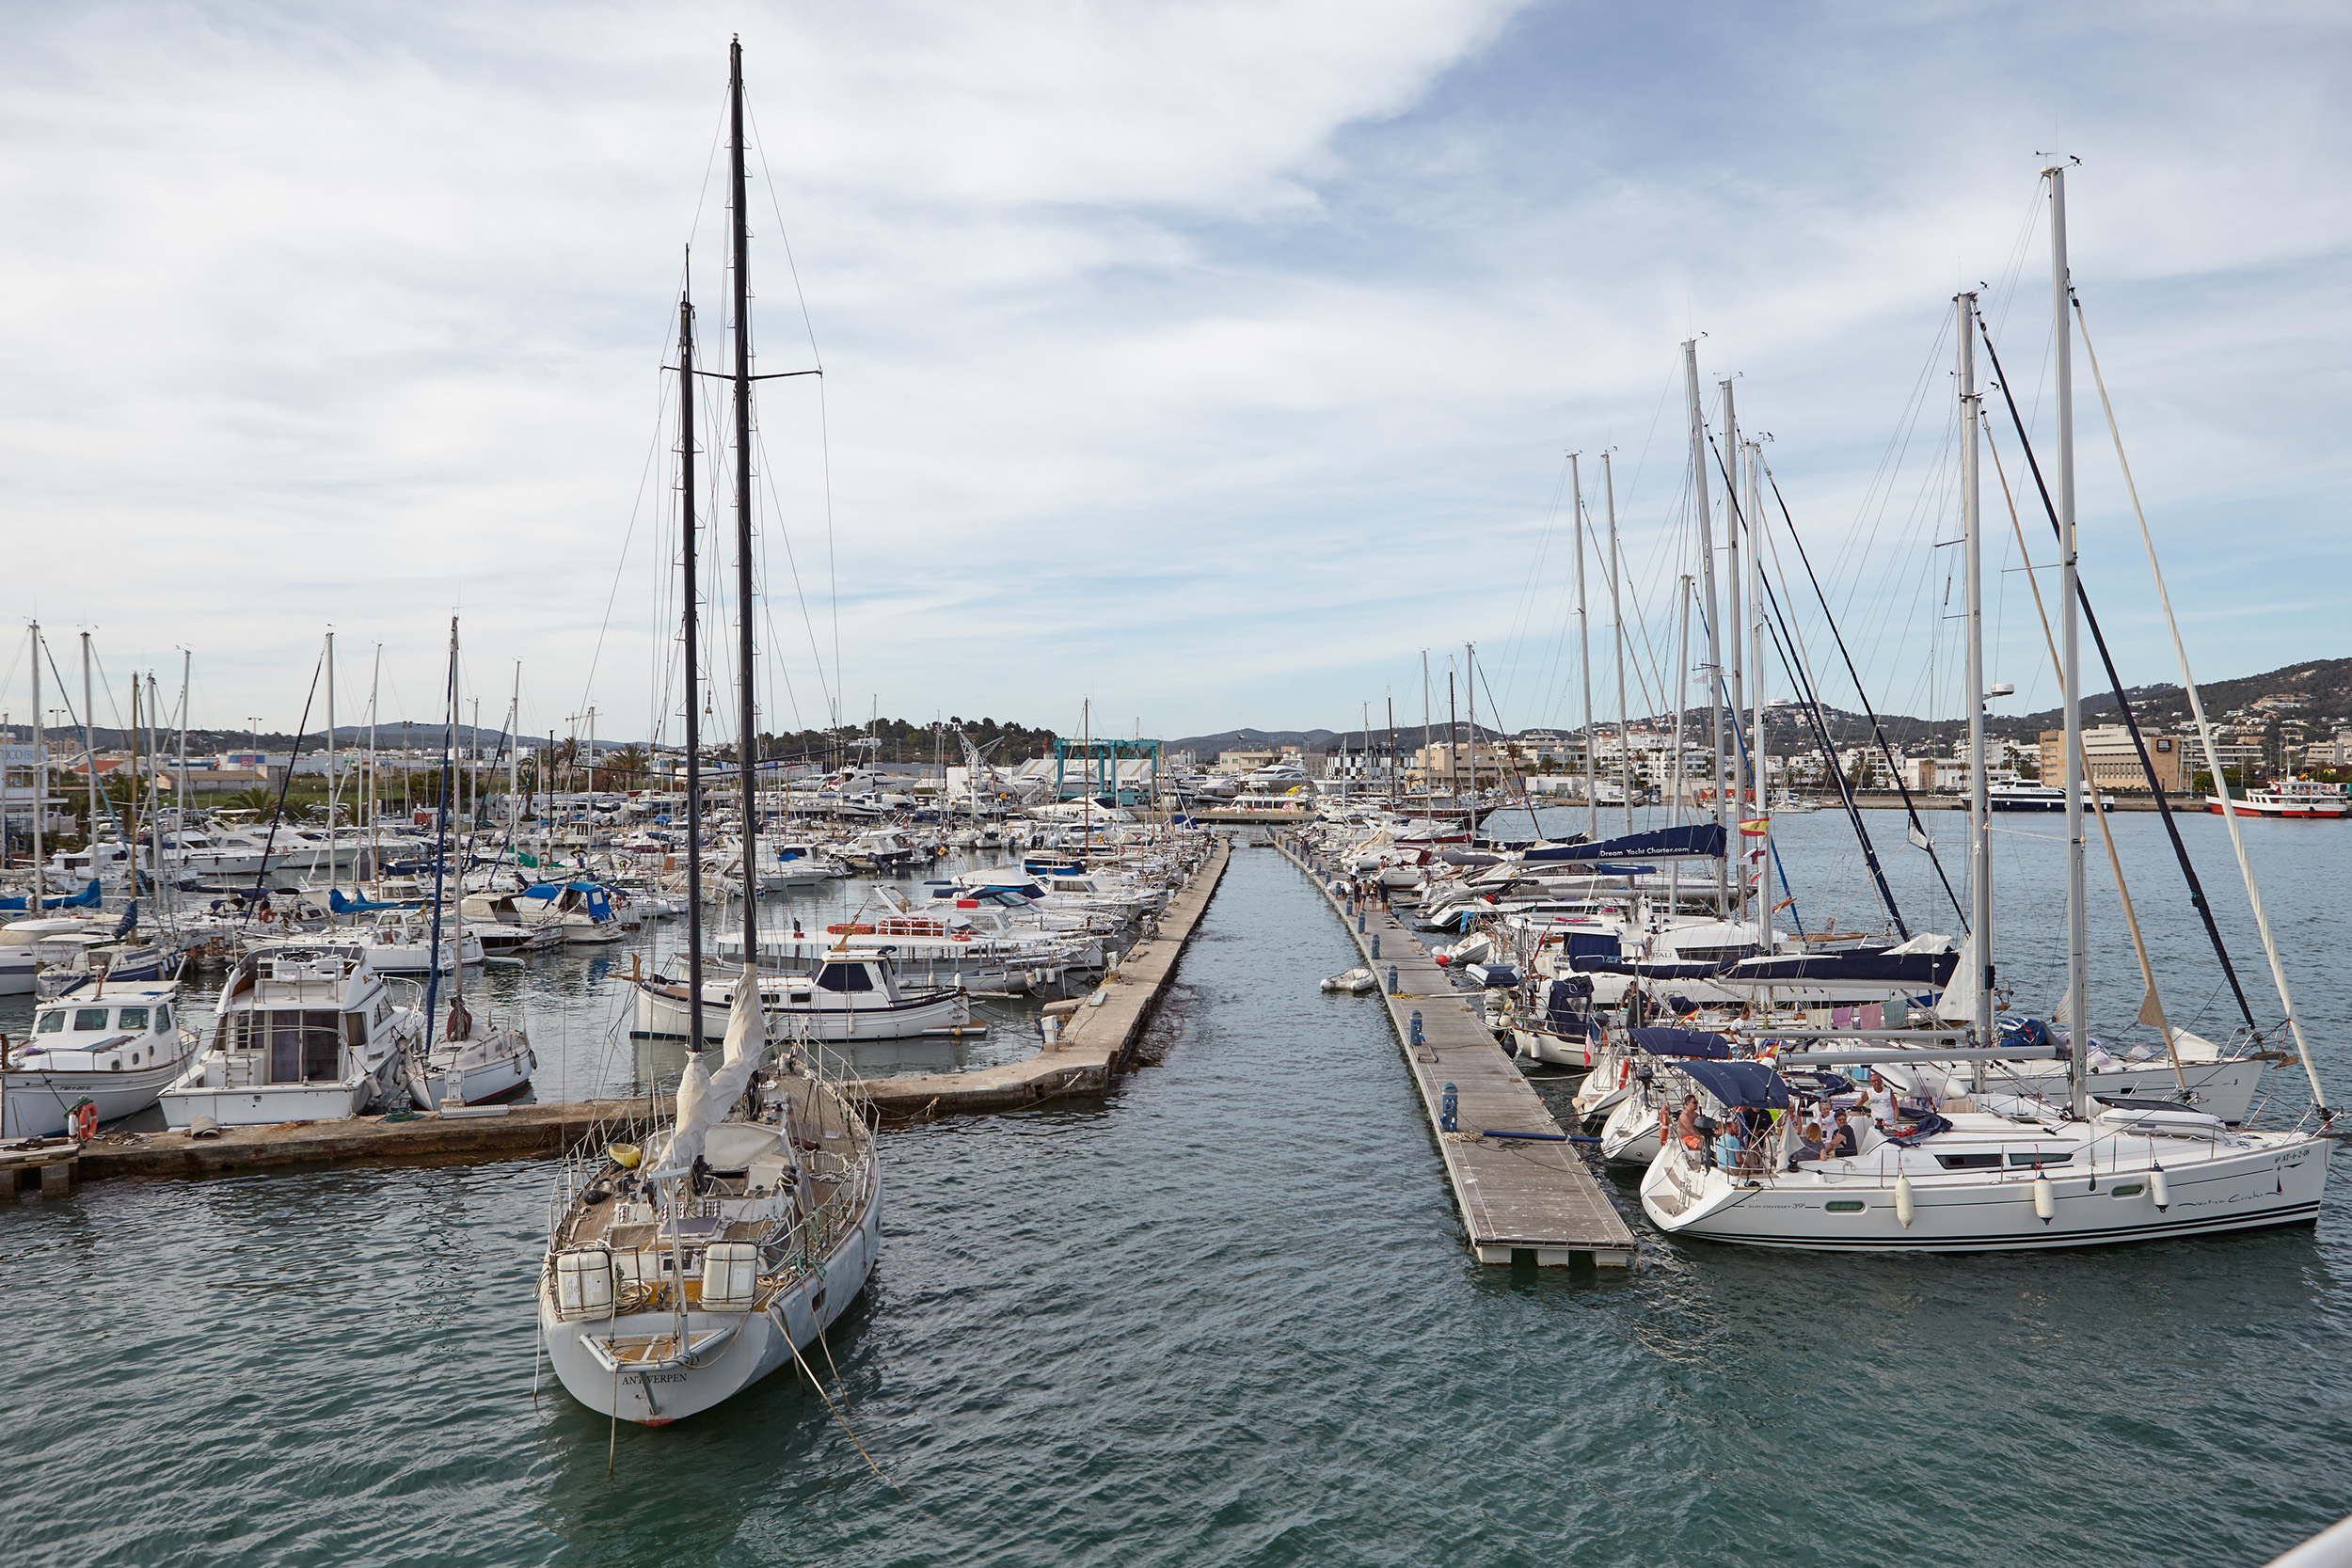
[1388,964,1400,994]
[1410,1010,1424,1047]
[1439,1082,1458,1132]
[1358,911,1366,933]
[1371,934,1380,959]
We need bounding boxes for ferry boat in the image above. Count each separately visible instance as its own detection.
[2206,774,2351,819]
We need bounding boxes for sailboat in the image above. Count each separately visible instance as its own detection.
[1641,174,2333,1250]
[539,40,881,1424]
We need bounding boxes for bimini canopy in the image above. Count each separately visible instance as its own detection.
[1630,1027,1731,1060]
[0,879,103,911]
[1521,824,1727,863]
[1680,1057,1791,1109]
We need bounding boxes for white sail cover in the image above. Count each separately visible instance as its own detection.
[648,964,769,1180]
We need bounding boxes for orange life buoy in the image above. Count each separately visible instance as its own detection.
[952,930,972,942]
[72,1102,97,1142]
[1619,1059,1632,1086]
[258,906,277,924]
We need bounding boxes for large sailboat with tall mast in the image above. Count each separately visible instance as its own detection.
[1641,168,2333,1251]
[537,40,880,1423]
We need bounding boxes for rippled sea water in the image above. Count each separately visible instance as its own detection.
[5,816,2349,1566]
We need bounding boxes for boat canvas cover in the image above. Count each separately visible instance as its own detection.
[1678,1057,1791,1109]
[1543,977,1594,1037]
[0,879,103,911]
[1630,1027,1732,1059]
[329,889,407,914]
[1714,951,1959,988]
[1570,958,1729,981]
[1520,824,1727,863]
[523,883,612,921]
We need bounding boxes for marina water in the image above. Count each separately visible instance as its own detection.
[6,816,2350,1565]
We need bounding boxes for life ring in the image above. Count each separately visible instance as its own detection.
[952,930,971,942]
[1619,1059,1632,1086]
[258,906,277,924]
[72,1101,97,1142]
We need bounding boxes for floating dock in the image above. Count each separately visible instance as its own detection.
[12,840,1231,1188]
[1276,836,1636,1269]
[855,836,1230,1116]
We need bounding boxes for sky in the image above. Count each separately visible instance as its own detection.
[3,0,2346,752]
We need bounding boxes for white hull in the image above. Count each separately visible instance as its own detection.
[0,950,37,996]
[541,1171,882,1425]
[1641,1127,2328,1252]
[161,1070,385,1127]
[633,979,970,1042]
[2,1057,191,1138]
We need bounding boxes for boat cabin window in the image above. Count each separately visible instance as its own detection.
[117,1007,150,1032]
[73,1008,109,1032]
[2008,1149,2074,1167]
[813,963,873,992]
[36,1010,65,1034]
[1933,1152,2003,1170]
[155,1005,172,1032]
[264,1009,344,1084]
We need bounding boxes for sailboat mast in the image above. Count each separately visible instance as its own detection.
[1572,452,1595,839]
[1959,291,1993,1046]
[729,37,761,959]
[2049,165,2089,1118]
[680,282,708,1052]
[80,632,96,841]
[28,624,41,915]
[1683,341,1728,914]
[1604,451,1630,836]
[326,630,336,893]
[1721,379,1745,849]
[1745,440,1769,946]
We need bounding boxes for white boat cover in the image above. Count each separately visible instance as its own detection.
[649,962,768,1181]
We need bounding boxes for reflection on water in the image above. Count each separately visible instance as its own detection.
[1,835,2348,1567]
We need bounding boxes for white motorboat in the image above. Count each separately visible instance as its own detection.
[633,956,971,1044]
[338,910,485,974]
[2,981,199,1137]
[2206,774,2351,819]
[160,942,424,1127]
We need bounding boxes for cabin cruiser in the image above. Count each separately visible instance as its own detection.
[2206,774,2352,819]
[2,981,198,1137]
[471,881,627,944]
[837,827,928,874]
[0,914,115,996]
[713,902,1102,985]
[632,955,971,1043]
[160,943,424,1126]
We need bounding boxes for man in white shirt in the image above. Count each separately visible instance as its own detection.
[1865,1069,1902,1128]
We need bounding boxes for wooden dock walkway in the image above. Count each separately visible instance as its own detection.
[7,840,1232,1190]
[1276,836,1635,1268]
[855,837,1230,1117]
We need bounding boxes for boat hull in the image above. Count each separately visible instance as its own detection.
[2,1056,193,1138]
[632,978,970,1042]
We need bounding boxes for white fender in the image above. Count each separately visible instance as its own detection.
[2150,1164,2169,1211]
[2032,1176,2055,1222]
[1894,1174,1915,1228]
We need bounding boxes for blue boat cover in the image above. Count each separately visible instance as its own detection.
[1543,977,1593,1035]
[1679,1057,1791,1109]
[1630,1026,1732,1059]
[1719,951,1958,987]
[0,879,103,911]
[1563,932,1621,959]
[1521,824,1727,863]
[329,889,405,914]
[1571,958,1728,981]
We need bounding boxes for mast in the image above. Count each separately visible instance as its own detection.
[1671,577,1691,917]
[1572,452,1595,839]
[325,631,338,891]
[679,281,707,1051]
[1683,341,1728,913]
[1745,439,1769,946]
[1421,651,1432,811]
[1604,451,1630,836]
[28,624,41,914]
[1465,642,1477,809]
[2049,164,2090,1119]
[1960,291,1993,1046]
[368,645,382,893]
[177,650,189,860]
[421,615,460,1110]
[508,664,520,843]
[729,36,761,964]
[1386,693,1398,809]
[80,631,96,845]
[1721,379,1746,843]
[1446,659,1458,805]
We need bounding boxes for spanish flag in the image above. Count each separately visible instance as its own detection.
[1737,817,1770,836]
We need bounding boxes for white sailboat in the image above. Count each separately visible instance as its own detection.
[540,48,880,1423]
[1642,198,2333,1251]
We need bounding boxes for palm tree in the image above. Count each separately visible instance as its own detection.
[607,744,650,787]
[226,785,279,817]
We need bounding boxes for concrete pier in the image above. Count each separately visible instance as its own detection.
[1277,836,1637,1268]
[856,837,1231,1117]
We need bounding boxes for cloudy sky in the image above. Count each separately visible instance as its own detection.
[4,0,2345,752]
